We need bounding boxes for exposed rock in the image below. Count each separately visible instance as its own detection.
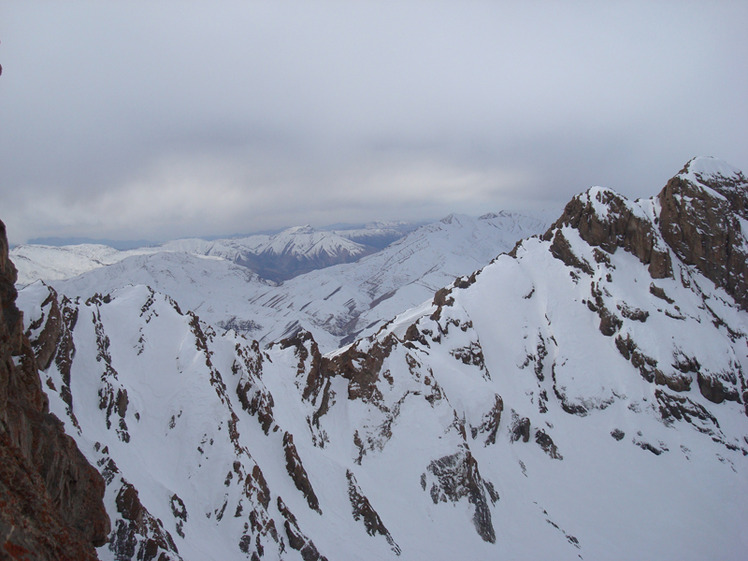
[591,282,622,336]
[657,160,748,310]
[545,187,672,279]
[283,432,322,513]
[618,303,649,322]
[614,334,676,387]
[346,470,401,555]
[421,447,497,543]
[450,340,487,374]
[110,481,180,561]
[233,340,275,435]
[697,371,740,404]
[0,219,110,560]
[170,494,187,539]
[535,429,563,460]
[649,283,674,304]
[511,416,531,443]
[598,306,622,336]
[472,394,503,446]
[548,229,594,275]
[327,335,398,405]
[655,389,720,431]
[633,436,668,456]
[276,497,328,561]
[278,330,335,436]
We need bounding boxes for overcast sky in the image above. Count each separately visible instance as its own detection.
[1,1,746,245]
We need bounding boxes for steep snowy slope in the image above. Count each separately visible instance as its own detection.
[16,157,748,560]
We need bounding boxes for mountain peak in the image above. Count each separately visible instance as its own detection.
[677,157,748,213]
[285,224,316,235]
[658,158,748,310]
[680,156,747,187]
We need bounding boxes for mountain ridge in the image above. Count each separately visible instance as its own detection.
[11,221,422,287]
[9,157,748,560]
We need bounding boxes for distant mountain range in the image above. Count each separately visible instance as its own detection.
[11,221,420,286]
[13,211,550,351]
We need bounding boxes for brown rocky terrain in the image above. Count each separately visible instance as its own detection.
[0,220,109,560]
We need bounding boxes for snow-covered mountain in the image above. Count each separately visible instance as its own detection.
[15,157,748,560]
[11,222,419,288]
[160,225,375,282]
[43,211,549,352]
[239,211,550,349]
[9,243,160,287]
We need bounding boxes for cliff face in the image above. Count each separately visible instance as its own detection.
[658,157,748,311]
[0,220,109,561]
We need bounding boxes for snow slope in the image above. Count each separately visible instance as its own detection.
[9,243,160,287]
[241,211,549,349]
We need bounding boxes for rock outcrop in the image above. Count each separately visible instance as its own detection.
[544,186,672,279]
[658,157,748,311]
[0,220,109,560]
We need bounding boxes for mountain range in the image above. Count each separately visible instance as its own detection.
[13,211,549,352]
[2,156,747,560]
[10,221,419,287]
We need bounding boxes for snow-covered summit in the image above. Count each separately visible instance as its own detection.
[680,156,747,189]
[260,225,366,259]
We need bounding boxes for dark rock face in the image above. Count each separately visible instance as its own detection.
[0,220,110,560]
[657,165,748,311]
[346,470,401,555]
[545,187,672,279]
[276,497,328,561]
[111,482,180,561]
[283,432,322,513]
[472,394,503,445]
[421,447,498,544]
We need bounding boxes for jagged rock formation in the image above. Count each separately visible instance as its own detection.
[658,158,748,311]
[12,158,748,560]
[0,220,109,561]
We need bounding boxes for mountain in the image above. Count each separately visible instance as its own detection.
[43,211,549,352]
[238,211,550,349]
[14,157,748,560]
[0,221,109,560]
[160,225,374,282]
[9,243,160,288]
[11,222,415,288]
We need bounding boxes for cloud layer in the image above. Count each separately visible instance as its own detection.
[1,1,747,244]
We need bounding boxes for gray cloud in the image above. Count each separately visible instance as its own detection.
[1,1,747,244]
